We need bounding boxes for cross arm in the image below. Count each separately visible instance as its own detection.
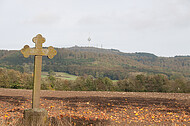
[21,45,57,59]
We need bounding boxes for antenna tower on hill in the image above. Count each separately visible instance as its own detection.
[88,37,91,47]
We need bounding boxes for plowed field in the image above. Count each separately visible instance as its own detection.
[0,88,189,125]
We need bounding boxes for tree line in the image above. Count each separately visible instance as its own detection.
[0,68,189,93]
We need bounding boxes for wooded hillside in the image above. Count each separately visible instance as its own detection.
[0,46,190,80]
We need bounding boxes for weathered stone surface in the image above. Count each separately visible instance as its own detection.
[24,108,48,126]
[32,55,42,109]
[21,34,57,58]
[21,34,57,126]
[21,34,57,109]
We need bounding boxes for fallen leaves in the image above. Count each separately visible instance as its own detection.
[0,89,190,125]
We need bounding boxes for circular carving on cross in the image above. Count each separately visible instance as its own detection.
[32,34,46,49]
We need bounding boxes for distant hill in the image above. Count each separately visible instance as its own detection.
[69,46,157,57]
[0,46,190,80]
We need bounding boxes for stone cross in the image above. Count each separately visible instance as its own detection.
[21,34,57,109]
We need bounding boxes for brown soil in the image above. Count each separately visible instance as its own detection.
[0,88,189,126]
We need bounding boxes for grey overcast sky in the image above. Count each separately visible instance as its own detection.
[0,0,190,57]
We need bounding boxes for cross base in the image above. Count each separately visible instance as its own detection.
[24,108,48,126]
